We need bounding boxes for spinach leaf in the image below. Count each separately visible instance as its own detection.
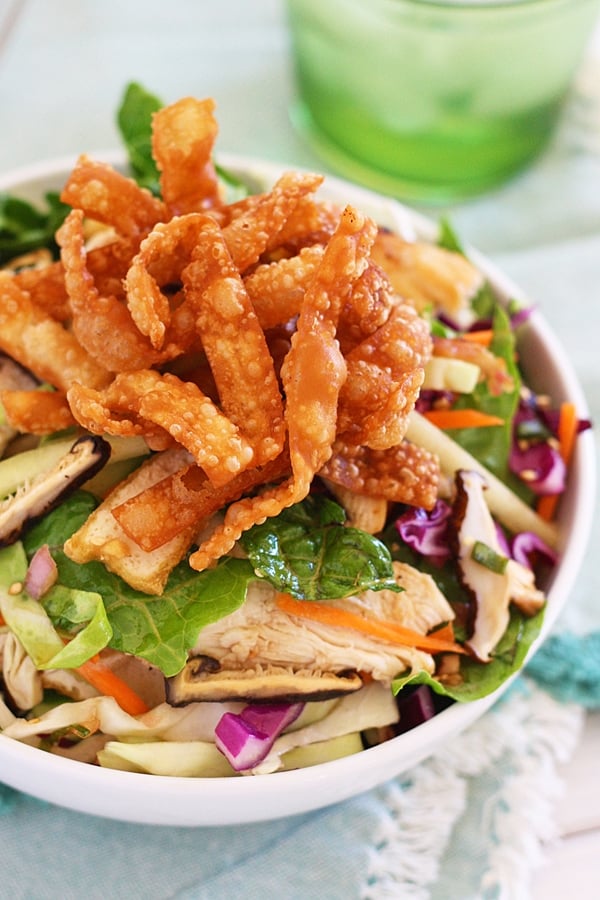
[116,81,162,193]
[54,553,254,676]
[24,491,254,676]
[0,192,70,265]
[392,605,544,702]
[240,494,401,600]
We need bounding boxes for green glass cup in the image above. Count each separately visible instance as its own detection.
[286,0,600,202]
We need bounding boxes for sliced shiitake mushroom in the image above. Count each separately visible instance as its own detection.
[451,469,545,663]
[0,434,111,546]
[166,656,364,705]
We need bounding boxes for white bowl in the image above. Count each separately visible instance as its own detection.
[0,154,595,826]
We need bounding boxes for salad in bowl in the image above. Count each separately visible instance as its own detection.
[0,84,593,824]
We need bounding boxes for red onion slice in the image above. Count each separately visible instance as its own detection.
[23,544,58,599]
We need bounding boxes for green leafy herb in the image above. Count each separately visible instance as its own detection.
[437,217,464,254]
[0,191,70,265]
[240,494,401,600]
[215,163,251,203]
[116,81,163,193]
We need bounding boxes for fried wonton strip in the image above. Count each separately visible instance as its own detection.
[0,272,111,391]
[64,447,197,595]
[60,155,166,239]
[337,263,396,355]
[57,210,176,373]
[66,381,157,441]
[189,205,376,572]
[113,449,290,552]
[222,171,323,272]
[281,204,376,477]
[371,230,484,326]
[320,439,439,510]
[0,389,76,435]
[13,260,70,322]
[137,373,255,486]
[182,218,285,465]
[125,213,207,350]
[271,196,341,254]
[243,244,324,330]
[68,370,255,487]
[337,302,432,450]
[152,97,221,216]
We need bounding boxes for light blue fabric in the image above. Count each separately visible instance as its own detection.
[0,789,382,900]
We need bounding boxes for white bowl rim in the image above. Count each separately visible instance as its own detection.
[0,152,595,826]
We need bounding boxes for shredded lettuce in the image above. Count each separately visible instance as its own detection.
[0,542,111,668]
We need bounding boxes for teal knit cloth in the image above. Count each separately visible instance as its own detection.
[525,631,600,709]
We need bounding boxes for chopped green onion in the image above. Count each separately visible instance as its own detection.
[471,540,509,574]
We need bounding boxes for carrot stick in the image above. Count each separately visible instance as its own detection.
[422,408,505,430]
[76,658,149,716]
[275,593,467,655]
[537,401,579,522]
[461,329,494,346]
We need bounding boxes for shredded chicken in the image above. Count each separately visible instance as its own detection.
[193,564,454,684]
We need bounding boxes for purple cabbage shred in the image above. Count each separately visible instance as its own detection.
[395,500,452,565]
[510,531,558,570]
[509,440,566,495]
[215,702,304,771]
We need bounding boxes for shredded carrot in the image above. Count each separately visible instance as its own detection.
[429,621,457,644]
[461,329,494,346]
[556,401,579,466]
[422,408,505,430]
[0,614,5,627]
[275,593,467,655]
[537,401,579,522]
[77,657,149,716]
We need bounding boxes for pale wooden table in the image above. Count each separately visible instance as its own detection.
[1,1,599,896]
